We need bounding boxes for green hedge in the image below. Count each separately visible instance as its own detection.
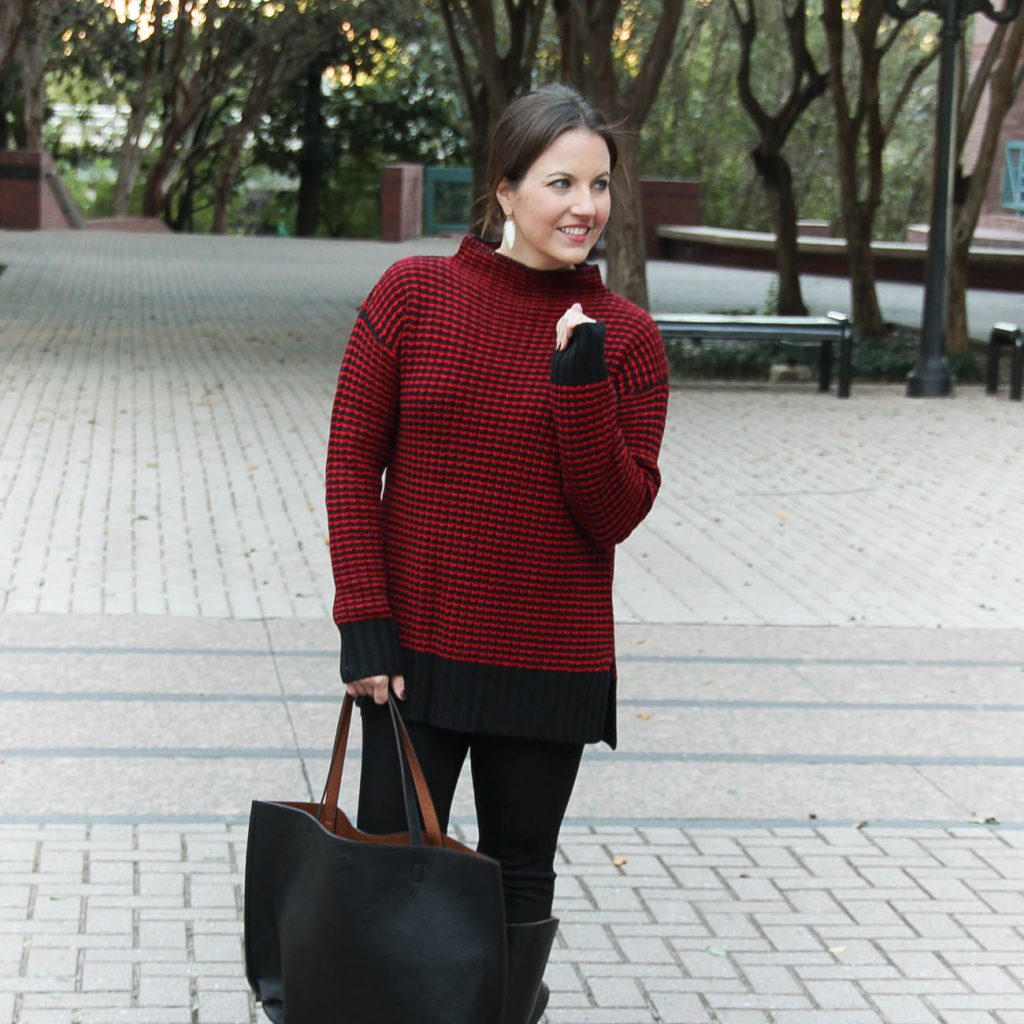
[666,328,982,384]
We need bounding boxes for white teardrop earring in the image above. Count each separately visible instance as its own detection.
[502,217,516,249]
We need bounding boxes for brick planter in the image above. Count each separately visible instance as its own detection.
[380,163,423,242]
[0,150,79,230]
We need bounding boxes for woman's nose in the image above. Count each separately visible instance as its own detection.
[570,187,596,217]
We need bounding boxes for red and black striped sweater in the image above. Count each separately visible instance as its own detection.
[326,235,668,747]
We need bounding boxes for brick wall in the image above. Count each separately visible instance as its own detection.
[962,18,1024,222]
[0,150,76,230]
[380,163,423,242]
[639,179,701,259]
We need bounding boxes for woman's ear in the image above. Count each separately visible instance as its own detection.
[496,179,514,218]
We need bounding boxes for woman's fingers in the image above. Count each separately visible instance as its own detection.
[345,674,387,701]
[345,674,405,703]
[555,306,576,350]
[555,303,595,350]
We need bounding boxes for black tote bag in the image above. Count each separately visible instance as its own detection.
[244,693,507,1024]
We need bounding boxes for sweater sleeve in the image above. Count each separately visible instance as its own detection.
[549,317,668,548]
[325,267,406,683]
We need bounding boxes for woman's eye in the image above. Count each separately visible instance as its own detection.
[550,178,570,189]
[593,179,610,192]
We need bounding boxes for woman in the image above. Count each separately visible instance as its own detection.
[326,83,668,1024]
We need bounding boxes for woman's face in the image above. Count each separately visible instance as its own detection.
[496,128,612,271]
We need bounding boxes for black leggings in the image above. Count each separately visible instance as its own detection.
[357,704,584,925]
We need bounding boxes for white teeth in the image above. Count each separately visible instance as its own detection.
[560,227,589,236]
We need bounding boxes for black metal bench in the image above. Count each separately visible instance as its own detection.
[653,312,854,398]
[985,322,1022,401]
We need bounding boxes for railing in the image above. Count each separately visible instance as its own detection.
[1001,141,1023,214]
[652,312,854,398]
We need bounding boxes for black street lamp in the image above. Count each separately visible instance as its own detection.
[883,0,1024,398]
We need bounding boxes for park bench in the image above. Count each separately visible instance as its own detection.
[653,312,854,399]
[985,322,1022,401]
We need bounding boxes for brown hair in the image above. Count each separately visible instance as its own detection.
[483,84,618,238]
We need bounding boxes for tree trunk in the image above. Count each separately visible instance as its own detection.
[113,47,158,217]
[845,221,885,336]
[113,140,144,216]
[211,134,245,234]
[172,172,195,232]
[142,118,195,219]
[467,93,491,237]
[435,1,543,239]
[0,90,15,148]
[753,146,807,316]
[604,138,648,308]
[947,233,970,355]
[822,0,888,339]
[947,13,1024,353]
[112,98,149,216]
[295,68,324,237]
[17,19,45,149]
[727,0,827,318]
[142,159,171,218]
[469,140,490,237]
[0,0,32,83]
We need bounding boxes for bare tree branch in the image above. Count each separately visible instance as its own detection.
[883,40,940,139]
[960,23,1005,150]
[728,0,770,136]
[628,0,685,126]
[437,0,483,124]
[0,0,32,81]
[878,19,904,60]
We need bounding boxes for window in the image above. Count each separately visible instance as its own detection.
[1001,141,1024,213]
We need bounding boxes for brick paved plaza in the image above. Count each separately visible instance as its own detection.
[1,229,1023,1023]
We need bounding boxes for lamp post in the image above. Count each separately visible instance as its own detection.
[883,0,1023,398]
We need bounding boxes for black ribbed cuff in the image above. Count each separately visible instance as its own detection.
[551,321,608,386]
[339,617,402,683]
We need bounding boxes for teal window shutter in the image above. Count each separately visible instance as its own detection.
[1001,141,1024,213]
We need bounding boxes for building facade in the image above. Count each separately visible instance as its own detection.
[961,16,1024,246]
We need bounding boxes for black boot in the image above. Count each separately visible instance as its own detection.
[503,917,558,1024]
[531,981,550,1024]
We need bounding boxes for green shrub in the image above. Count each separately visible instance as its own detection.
[55,158,117,218]
[665,325,983,384]
[666,339,777,380]
[853,328,983,383]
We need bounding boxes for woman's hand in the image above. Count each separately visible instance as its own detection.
[346,674,406,704]
[555,303,596,351]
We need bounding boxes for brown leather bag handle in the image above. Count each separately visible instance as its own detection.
[317,693,444,847]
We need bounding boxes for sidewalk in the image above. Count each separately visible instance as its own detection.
[1,229,1023,1024]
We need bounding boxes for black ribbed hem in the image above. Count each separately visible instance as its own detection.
[551,321,608,386]
[339,617,403,683]
[395,646,617,748]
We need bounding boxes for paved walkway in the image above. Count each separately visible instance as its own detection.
[1,230,1023,1024]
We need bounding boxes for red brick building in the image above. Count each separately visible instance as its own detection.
[961,17,1024,247]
